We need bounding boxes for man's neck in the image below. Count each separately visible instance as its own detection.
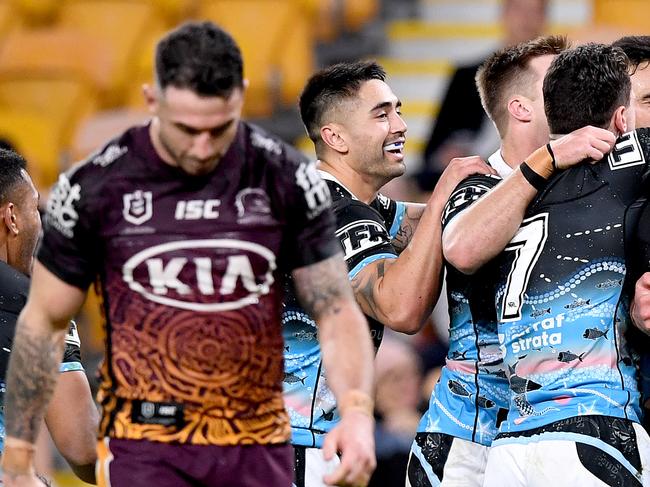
[501,133,543,170]
[317,158,380,204]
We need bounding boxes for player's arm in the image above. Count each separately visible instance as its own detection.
[631,272,650,335]
[44,369,98,484]
[443,125,616,274]
[292,253,375,487]
[351,156,496,334]
[2,262,87,485]
[390,202,425,253]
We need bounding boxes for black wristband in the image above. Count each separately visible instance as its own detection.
[520,161,547,191]
[546,143,556,169]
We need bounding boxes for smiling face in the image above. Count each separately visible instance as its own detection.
[335,79,408,184]
[147,85,245,176]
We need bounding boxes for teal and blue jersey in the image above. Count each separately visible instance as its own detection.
[282,171,405,447]
[492,129,650,440]
[416,165,510,446]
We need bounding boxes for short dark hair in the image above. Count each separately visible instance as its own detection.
[543,43,630,135]
[476,35,568,134]
[0,148,27,204]
[155,21,244,97]
[613,35,650,74]
[299,61,387,147]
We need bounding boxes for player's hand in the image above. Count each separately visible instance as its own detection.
[631,272,650,335]
[550,125,616,170]
[322,410,376,486]
[431,156,497,205]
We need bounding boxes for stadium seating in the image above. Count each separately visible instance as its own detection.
[0,28,116,97]
[56,0,168,105]
[8,0,60,26]
[197,0,315,117]
[0,1,13,38]
[0,74,99,167]
[0,108,62,189]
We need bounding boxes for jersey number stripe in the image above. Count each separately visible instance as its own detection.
[500,213,549,322]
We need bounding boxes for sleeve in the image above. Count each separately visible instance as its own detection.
[374,193,406,240]
[59,320,84,373]
[333,201,398,279]
[441,174,501,229]
[37,170,100,290]
[603,128,650,205]
[281,159,341,271]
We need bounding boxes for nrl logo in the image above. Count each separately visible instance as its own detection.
[123,190,153,225]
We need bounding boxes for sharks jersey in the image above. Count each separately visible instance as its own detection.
[416,169,510,447]
[283,171,405,447]
[494,128,650,436]
[0,260,83,452]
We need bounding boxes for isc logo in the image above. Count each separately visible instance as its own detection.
[174,199,221,220]
[122,239,276,311]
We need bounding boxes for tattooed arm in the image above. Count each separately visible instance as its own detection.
[352,156,496,334]
[293,253,375,487]
[391,203,425,254]
[3,262,87,485]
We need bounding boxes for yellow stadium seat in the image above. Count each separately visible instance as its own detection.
[198,0,315,118]
[296,0,339,42]
[56,0,167,105]
[9,0,60,26]
[593,0,650,30]
[0,1,14,37]
[149,0,198,24]
[71,108,150,162]
[343,0,378,32]
[0,74,99,155]
[0,28,116,96]
[123,25,166,110]
[0,108,63,191]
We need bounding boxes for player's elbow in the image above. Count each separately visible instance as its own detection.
[382,308,425,335]
[59,443,97,474]
[443,238,481,275]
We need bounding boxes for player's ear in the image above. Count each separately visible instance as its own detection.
[611,105,631,135]
[320,124,348,154]
[2,203,18,237]
[142,84,159,114]
[507,96,533,123]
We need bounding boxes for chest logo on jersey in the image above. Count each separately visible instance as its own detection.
[608,131,646,170]
[336,220,389,260]
[122,239,277,312]
[175,199,221,220]
[123,190,153,225]
[236,188,271,223]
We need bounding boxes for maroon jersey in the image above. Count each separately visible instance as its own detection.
[38,121,338,446]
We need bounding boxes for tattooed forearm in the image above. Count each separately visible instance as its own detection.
[391,204,425,253]
[5,321,64,443]
[293,253,354,320]
[392,222,414,253]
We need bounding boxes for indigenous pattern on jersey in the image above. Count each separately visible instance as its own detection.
[416,172,509,447]
[38,121,340,446]
[494,128,650,435]
[0,260,84,451]
[283,172,404,448]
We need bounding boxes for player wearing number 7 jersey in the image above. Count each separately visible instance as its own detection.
[407,35,568,487]
[445,43,650,487]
